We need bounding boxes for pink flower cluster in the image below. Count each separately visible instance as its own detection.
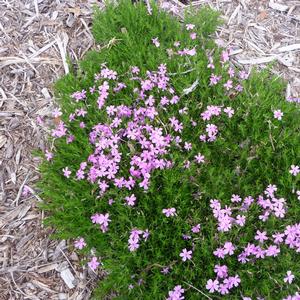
[91,212,111,233]
[166,285,184,300]
[128,228,149,252]
[211,184,288,233]
[206,265,240,295]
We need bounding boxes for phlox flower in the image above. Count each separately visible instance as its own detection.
[88,256,100,271]
[290,165,300,176]
[186,23,195,30]
[221,50,230,63]
[254,230,268,243]
[179,248,192,261]
[214,264,228,278]
[71,89,86,101]
[167,285,184,300]
[125,194,136,206]
[191,224,201,233]
[228,67,235,78]
[297,190,300,200]
[131,66,140,74]
[45,150,53,161]
[161,267,170,274]
[213,247,226,259]
[69,113,76,122]
[52,107,62,118]
[190,32,197,40]
[206,124,218,137]
[231,194,241,203]
[36,115,44,125]
[51,121,67,138]
[223,242,235,255]
[194,153,205,164]
[272,232,284,244]
[265,245,280,257]
[235,84,243,92]
[206,279,219,293]
[91,213,111,233]
[162,208,176,217]
[239,70,249,80]
[223,80,233,90]
[66,135,75,144]
[209,74,221,86]
[284,271,295,284]
[62,167,71,178]
[199,134,207,142]
[76,108,87,117]
[236,215,246,226]
[152,37,160,47]
[184,142,192,151]
[224,107,234,118]
[174,41,180,47]
[218,283,229,295]
[273,109,283,120]
[74,237,86,249]
[22,185,31,197]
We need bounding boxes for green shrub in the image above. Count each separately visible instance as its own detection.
[37,1,300,299]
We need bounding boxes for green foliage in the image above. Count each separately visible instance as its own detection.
[38,1,300,299]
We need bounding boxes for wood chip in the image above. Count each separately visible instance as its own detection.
[60,268,76,289]
[238,56,278,65]
[269,1,289,12]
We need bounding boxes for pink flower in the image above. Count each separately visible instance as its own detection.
[223,241,235,255]
[223,80,233,90]
[91,213,111,232]
[162,208,176,217]
[125,194,136,206]
[224,107,234,118]
[167,285,185,300]
[22,185,31,197]
[52,107,62,118]
[179,248,192,261]
[108,198,115,206]
[274,109,283,120]
[231,194,241,203]
[195,153,205,164]
[221,50,230,63]
[284,271,295,284]
[206,279,219,293]
[131,66,140,74]
[152,37,160,47]
[174,41,180,47]
[62,167,71,178]
[74,237,86,249]
[190,32,197,40]
[265,245,280,257]
[88,257,100,271]
[45,150,53,161]
[255,230,268,243]
[191,224,201,233]
[214,264,228,278]
[236,215,246,226]
[290,165,300,176]
[186,23,195,30]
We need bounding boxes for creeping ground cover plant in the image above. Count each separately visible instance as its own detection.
[37,1,300,299]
